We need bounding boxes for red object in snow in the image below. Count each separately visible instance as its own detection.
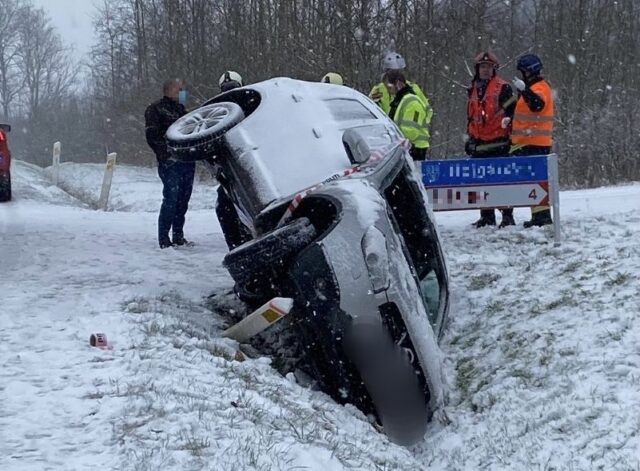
[89,333,109,348]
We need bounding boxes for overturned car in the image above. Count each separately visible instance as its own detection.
[166,78,449,445]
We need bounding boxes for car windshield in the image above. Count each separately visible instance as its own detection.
[325,98,377,121]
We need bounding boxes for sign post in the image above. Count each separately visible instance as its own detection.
[52,141,61,186]
[98,152,117,211]
[422,154,561,243]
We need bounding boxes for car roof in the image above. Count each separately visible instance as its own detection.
[221,77,402,214]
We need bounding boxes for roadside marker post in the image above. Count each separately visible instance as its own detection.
[52,141,61,186]
[98,152,117,211]
[422,154,561,244]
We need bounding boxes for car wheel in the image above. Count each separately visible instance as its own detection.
[0,171,10,202]
[223,217,317,287]
[345,324,430,445]
[166,102,244,161]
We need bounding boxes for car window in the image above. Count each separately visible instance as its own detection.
[325,99,377,121]
[383,166,448,326]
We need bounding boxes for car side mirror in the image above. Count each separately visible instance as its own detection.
[342,129,370,164]
[0,124,11,133]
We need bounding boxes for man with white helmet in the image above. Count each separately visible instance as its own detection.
[214,70,252,250]
[369,52,431,119]
[320,72,344,85]
[219,70,243,92]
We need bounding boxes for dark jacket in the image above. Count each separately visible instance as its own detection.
[145,96,186,161]
[519,76,546,112]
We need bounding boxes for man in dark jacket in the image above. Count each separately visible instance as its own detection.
[145,79,194,248]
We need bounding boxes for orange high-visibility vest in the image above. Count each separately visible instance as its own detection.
[467,76,511,142]
[511,79,554,147]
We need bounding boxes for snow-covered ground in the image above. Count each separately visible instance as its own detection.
[1,160,639,470]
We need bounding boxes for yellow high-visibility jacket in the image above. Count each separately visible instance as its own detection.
[390,87,431,149]
[369,80,431,118]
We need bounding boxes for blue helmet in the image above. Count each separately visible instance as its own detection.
[517,54,543,75]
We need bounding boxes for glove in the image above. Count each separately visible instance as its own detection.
[370,90,383,102]
[464,139,476,156]
[501,117,512,129]
[513,78,526,91]
[410,147,427,161]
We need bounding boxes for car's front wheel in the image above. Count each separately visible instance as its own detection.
[166,102,245,161]
[223,217,317,288]
[0,171,11,202]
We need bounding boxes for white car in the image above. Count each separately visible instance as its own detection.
[166,78,450,445]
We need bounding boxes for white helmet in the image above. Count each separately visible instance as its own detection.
[382,52,406,71]
[320,72,344,85]
[218,70,243,91]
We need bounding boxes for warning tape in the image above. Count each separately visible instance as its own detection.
[276,140,408,226]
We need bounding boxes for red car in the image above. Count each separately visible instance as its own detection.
[0,124,11,202]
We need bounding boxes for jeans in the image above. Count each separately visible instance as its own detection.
[157,160,195,244]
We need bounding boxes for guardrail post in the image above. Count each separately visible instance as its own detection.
[98,152,117,211]
[52,141,61,186]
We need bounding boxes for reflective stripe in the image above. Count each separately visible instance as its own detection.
[511,129,553,137]
[476,141,508,151]
[513,113,554,123]
[501,95,517,109]
[398,120,423,129]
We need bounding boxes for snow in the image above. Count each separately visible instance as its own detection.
[2,159,640,470]
[222,78,397,213]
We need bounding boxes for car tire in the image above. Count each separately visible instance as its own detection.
[166,102,244,161]
[0,171,11,202]
[345,324,430,445]
[223,217,317,287]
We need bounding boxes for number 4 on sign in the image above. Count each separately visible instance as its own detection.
[529,188,537,200]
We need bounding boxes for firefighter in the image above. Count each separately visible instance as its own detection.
[386,69,430,161]
[510,54,554,227]
[369,52,432,122]
[321,72,344,85]
[465,52,517,228]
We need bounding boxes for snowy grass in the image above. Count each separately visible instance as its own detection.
[96,292,425,471]
[417,209,640,470]
[42,161,217,212]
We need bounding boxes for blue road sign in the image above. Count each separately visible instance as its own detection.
[421,155,549,187]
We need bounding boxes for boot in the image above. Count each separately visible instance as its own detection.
[159,239,174,249]
[523,209,553,228]
[472,209,496,228]
[173,236,193,246]
[499,208,515,228]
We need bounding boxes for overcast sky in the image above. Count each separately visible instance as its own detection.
[31,0,99,59]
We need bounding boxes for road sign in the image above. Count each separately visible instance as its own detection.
[427,182,549,211]
[422,154,561,243]
[422,155,548,187]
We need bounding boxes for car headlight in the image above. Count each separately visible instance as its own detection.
[361,226,390,293]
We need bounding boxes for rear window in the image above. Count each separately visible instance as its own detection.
[325,99,377,121]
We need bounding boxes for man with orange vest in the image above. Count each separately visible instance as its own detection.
[465,52,516,228]
[510,54,554,228]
